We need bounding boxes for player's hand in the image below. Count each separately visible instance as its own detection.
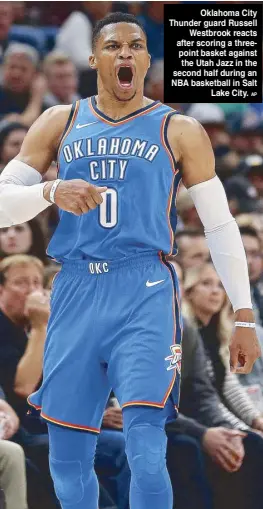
[202,428,246,473]
[24,290,50,328]
[102,408,123,430]
[44,179,107,216]
[229,327,261,374]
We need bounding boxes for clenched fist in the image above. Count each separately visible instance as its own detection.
[44,179,107,216]
[230,326,261,374]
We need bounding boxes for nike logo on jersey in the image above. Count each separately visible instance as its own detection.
[146,279,165,287]
[76,122,98,129]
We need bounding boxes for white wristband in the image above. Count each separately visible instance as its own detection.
[235,322,256,328]
[49,179,62,204]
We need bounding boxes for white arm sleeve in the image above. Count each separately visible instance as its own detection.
[0,160,51,227]
[188,175,252,312]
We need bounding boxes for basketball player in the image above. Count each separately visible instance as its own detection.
[0,12,260,509]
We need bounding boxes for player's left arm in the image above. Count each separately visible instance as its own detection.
[167,114,261,374]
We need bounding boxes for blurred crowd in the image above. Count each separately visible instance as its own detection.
[1,1,263,509]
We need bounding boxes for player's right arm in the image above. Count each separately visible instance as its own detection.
[0,106,107,227]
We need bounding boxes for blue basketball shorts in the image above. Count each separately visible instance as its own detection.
[28,252,183,433]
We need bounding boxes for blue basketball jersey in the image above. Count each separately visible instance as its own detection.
[47,97,181,261]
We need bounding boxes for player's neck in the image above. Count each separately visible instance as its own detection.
[95,89,152,120]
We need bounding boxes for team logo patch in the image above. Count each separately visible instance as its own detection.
[165,345,182,373]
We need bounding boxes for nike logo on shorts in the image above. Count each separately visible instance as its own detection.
[146,279,165,287]
[76,122,98,129]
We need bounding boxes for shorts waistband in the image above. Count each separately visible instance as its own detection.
[60,251,163,275]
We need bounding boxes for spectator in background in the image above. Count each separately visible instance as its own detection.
[0,43,46,126]
[231,125,263,159]
[0,255,130,509]
[187,103,240,180]
[245,126,263,158]
[127,1,144,16]
[43,265,60,291]
[11,1,27,24]
[56,1,113,97]
[0,255,49,424]
[242,103,263,134]
[224,175,263,216]
[43,51,80,108]
[166,319,263,509]
[176,184,202,231]
[239,226,263,327]
[0,219,47,265]
[236,213,263,237]
[139,2,164,62]
[236,212,263,253]
[0,255,58,509]
[56,1,112,71]
[0,120,27,172]
[175,230,209,271]
[145,59,164,101]
[183,262,263,434]
[0,397,28,509]
[231,126,253,156]
[0,1,46,58]
[241,154,263,199]
[0,2,13,64]
[187,103,225,135]
[215,102,248,134]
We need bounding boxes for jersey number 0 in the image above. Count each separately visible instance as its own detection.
[99,188,118,228]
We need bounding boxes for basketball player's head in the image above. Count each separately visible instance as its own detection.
[90,12,150,102]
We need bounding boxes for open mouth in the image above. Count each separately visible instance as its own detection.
[117,65,134,89]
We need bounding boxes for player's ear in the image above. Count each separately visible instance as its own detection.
[89,54,97,70]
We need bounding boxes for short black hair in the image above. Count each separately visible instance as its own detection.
[239,225,260,241]
[92,12,146,51]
